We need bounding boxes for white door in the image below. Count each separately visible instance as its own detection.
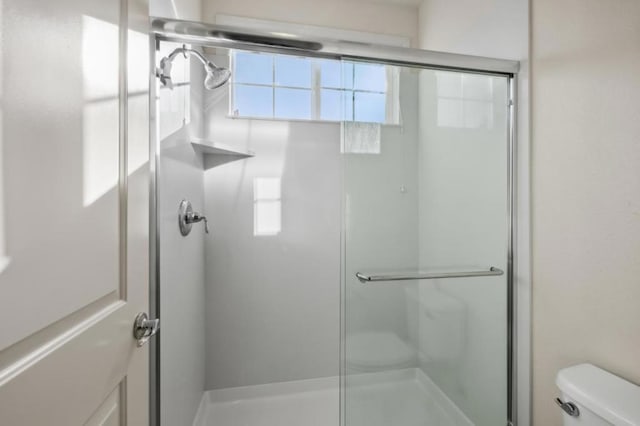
[0,0,151,424]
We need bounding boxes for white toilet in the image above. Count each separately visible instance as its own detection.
[556,364,640,425]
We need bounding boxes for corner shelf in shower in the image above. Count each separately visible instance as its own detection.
[190,139,254,170]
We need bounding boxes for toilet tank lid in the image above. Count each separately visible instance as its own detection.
[556,364,640,426]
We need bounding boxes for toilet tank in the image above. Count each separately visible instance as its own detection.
[556,364,640,426]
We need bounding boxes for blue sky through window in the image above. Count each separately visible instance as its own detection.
[354,63,386,92]
[231,51,389,123]
[275,88,311,119]
[275,56,311,88]
[234,53,272,85]
[234,85,272,118]
[354,92,386,122]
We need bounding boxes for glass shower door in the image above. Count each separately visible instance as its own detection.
[341,62,510,426]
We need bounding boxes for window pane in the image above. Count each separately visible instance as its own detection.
[320,89,354,121]
[354,63,386,92]
[275,55,311,88]
[319,60,353,89]
[320,89,342,121]
[233,84,273,118]
[344,92,354,121]
[320,60,340,88]
[354,92,385,123]
[233,51,273,85]
[275,88,311,120]
[342,62,354,89]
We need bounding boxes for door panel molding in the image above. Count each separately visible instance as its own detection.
[0,302,134,425]
[0,301,125,387]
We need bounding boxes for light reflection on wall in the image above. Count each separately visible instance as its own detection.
[81,18,150,208]
[81,15,119,207]
[435,71,495,129]
[158,41,191,140]
[127,28,151,174]
[253,177,282,236]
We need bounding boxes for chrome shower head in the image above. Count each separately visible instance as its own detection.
[204,64,232,90]
[158,45,231,90]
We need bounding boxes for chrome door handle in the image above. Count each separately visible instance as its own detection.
[133,312,160,347]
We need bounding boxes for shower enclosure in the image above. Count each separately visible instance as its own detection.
[151,18,518,426]
[342,65,511,426]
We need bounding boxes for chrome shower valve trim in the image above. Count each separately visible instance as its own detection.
[178,199,209,236]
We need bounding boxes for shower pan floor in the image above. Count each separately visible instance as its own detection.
[193,369,471,426]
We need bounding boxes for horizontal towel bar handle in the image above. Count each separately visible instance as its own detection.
[356,267,504,283]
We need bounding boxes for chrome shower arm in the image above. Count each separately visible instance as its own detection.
[158,45,229,89]
[164,46,217,68]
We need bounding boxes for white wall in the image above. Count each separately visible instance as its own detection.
[202,0,419,47]
[151,0,200,21]
[418,0,527,60]
[151,1,206,425]
[531,1,640,425]
[418,1,530,424]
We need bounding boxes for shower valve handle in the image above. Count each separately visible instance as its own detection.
[186,211,209,233]
[178,199,209,236]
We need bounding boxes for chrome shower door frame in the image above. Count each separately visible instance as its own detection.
[148,17,523,426]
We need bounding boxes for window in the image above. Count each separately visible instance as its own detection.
[230,51,398,124]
